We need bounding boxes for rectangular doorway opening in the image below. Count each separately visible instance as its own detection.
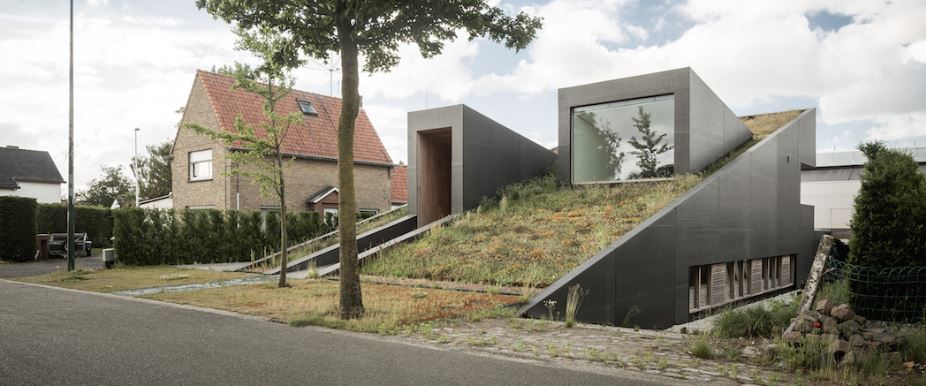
[417,128,452,226]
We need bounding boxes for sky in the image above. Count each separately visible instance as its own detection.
[1,0,925,191]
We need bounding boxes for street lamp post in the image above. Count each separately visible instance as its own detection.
[66,0,75,272]
[134,127,140,207]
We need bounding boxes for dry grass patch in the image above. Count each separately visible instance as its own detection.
[14,266,252,293]
[145,280,518,334]
[741,110,803,138]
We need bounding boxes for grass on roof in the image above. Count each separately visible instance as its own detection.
[741,109,803,138]
[361,111,800,288]
[362,173,701,287]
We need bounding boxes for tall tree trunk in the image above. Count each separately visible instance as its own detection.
[336,16,364,319]
[277,151,289,288]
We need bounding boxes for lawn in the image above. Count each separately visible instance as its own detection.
[14,266,252,293]
[361,111,804,288]
[146,280,518,334]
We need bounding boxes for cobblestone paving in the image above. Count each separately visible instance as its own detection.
[409,318,795,385]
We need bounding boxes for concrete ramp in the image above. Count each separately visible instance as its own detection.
[302,214,460,278]
[264,214,417,275]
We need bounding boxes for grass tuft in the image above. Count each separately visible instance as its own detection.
[689,336,714,359]
[713,300,797,338]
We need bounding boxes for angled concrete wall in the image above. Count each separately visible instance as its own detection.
[407,105,557,226]
[522,109,817,329]
[557,67,752,184]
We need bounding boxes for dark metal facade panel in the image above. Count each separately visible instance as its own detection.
[460,106,557,212]
[557,67,752,184]
[557,68,692,183]
[407,105,464,218]
[798,110,817,167]
[408,105,556,223]
[688,70,753,172]
[521,109,817,329]
[675,180,719,263]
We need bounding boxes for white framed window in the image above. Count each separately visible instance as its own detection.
[323,208,339,217]
[189,149,213,181]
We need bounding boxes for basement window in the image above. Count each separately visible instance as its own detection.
[297,99,318,116]
[688,255,794,312]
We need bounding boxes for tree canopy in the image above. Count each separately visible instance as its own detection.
[849,141,926,267]
[131,141,172,200]
[78,166,134,207]
[197,0,542,319]
[195,0,541,72]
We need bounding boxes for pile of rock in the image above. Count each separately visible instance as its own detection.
[782,298,899,361]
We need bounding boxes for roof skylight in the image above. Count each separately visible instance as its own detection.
[297,99,318,116]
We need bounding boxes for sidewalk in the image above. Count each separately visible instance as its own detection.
[409,318,794,385]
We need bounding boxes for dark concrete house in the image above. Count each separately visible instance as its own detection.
[406,104,557,226]
[519,68,817,328]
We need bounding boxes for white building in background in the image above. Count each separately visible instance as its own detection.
[801,147,926,238]
[0,146,64,204]
[138,193,173,209]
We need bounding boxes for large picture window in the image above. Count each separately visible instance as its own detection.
[571,95,675,183]
[189,149,213,181]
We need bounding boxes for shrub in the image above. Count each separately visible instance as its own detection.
[849,141,926,267]
[36,204,113,247]
[113,207,326,265]
[0,196,38,261]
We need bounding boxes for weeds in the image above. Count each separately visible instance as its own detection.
[900,327,926,363]
[817,279,851,306]
[689,336,714,359]
[564,284,587,328]
[305,262,319,279]
[714,300,797,338]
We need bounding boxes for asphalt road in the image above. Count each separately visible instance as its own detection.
[0,257,102,279]
[0,280,676,386]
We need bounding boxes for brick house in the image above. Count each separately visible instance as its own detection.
[171,70,396,216]
[390,164,407,208]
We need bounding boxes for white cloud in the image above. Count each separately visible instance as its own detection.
[866,112,926,142]
[3,0,926,191]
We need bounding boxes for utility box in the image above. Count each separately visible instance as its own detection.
[102,248,115,269]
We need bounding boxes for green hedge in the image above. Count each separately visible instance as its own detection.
[36,204,113,247]
[0,196,38,261]
[849,142,926,267]
[113,208,328,265]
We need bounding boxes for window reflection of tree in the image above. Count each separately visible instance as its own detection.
[627,106,673,179]
[576,111,625,181]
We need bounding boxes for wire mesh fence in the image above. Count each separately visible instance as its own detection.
[824,242,926,322]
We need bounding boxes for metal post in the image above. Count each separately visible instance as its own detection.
[66,0,75,271]
[134,127,140,207]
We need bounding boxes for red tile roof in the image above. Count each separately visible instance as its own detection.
[391,164,407,204]
[197,70,393,165]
